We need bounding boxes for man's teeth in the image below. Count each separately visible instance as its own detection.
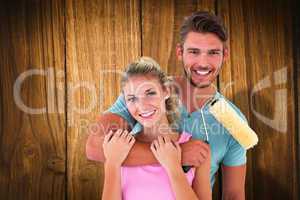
[195,70,210,75]
[140,110,155,117]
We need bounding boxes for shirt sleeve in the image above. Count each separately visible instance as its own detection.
[105,94,142,134]
[222,137,247,166]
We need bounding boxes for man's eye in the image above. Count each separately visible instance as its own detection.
[189,50,199,54]
[208,50,221,55]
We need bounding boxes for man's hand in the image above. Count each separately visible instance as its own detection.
[180,139,210,166]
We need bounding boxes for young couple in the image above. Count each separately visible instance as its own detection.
[87,11,247,200]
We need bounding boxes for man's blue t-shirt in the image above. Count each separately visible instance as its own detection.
[106,91,247,186]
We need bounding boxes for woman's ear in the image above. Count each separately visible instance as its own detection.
[163,85,171,100]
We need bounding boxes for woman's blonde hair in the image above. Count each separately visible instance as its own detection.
[121,57,180,128]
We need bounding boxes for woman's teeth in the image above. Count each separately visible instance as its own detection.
[139,110,156,118]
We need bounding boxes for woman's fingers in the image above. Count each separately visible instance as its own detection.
[152,139,159,150]
[164,135,171,144]
[103,130,114,144]
[150,142,158,157]
[157,135,164,146]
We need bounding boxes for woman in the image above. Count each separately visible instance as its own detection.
[102,57,211,200]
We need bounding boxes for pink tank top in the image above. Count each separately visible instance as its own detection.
[121,132,195,200]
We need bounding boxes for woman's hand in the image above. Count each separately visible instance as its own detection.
[150,135,181,172]
[103,129,135,167]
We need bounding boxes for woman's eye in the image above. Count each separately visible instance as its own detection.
[147,91,157,96]
[127,97,137,102]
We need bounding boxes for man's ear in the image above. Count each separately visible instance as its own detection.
[176,43,183,61]
[223,46,229,62]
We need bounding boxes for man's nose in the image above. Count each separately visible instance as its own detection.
[196,53,209,67]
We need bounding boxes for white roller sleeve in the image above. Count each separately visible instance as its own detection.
[209,98,258,150]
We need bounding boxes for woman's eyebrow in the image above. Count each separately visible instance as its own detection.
[145,88,154,92]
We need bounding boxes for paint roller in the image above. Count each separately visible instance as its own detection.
[182,97,258,173]
[208,98,258,149]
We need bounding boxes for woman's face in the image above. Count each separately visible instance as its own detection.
[123,75,169,128]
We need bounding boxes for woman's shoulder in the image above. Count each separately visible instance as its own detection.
[178,131,193,143]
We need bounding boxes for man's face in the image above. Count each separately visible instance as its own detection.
[177,32,228,88]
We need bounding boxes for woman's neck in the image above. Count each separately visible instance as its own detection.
[137,115,178,142]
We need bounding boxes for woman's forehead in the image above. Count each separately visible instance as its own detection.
[123,75,162,94]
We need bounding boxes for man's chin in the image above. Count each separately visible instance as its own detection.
[195,83,211,88]
[190,79,212,88]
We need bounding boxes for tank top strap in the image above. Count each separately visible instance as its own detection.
[177,132,192,144]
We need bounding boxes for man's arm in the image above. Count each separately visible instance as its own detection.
[86,112,210,166]
[221,164,246,200]
[86,112,157,165]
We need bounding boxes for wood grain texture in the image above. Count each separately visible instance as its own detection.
[219,0,298,199]
[293,0,300,197]
[0,0,66,200]
[0,0,299,199]
[142,0,204,76]
[66,0,140,199]
[217,1,254,199]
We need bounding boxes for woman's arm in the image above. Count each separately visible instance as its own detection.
[192,147,212,200]
[150,136,198,200]
[101,129,135,200]
[165,166,198,200]
[102,163,122,200]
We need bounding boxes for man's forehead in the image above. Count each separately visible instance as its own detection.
[183,32,224,48]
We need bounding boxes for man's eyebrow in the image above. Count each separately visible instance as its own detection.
[186,47,200,51]
[209,49,222,51]
[126,94,135,97]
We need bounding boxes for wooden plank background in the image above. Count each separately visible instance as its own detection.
[0,0,299,199]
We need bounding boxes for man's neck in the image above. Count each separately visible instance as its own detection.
[176,76,216,113]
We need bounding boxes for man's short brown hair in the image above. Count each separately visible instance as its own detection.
[179,11,228,44]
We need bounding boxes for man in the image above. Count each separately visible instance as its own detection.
[86,11,247,199]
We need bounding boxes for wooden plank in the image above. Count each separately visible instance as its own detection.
[217,0,254,199]
[0,0,66,199]
[65,0,141,199]
[293,0,300,197]
[142,0,203,76]
[219,0,298,199]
